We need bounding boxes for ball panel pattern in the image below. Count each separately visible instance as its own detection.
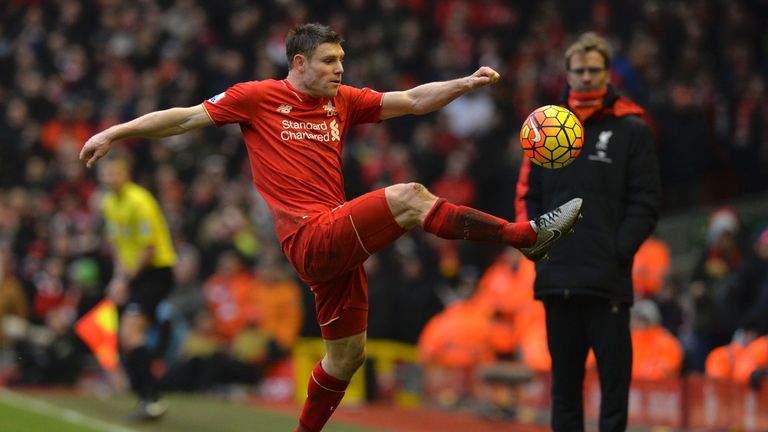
[519,105,584,169]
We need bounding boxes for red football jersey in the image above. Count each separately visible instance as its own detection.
[203,79,383,243]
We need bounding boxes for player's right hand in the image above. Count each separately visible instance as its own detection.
[80,132,113,168]
[467,66,501,88]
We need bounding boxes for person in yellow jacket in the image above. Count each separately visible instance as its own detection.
[99,156,177,421]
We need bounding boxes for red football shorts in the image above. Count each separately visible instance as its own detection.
[284,188,407,340]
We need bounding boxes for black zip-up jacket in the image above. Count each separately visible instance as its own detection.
[515,85,661,303]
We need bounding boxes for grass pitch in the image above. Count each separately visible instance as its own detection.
[0,389,384,432]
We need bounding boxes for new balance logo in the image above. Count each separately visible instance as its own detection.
[277,104,293,114]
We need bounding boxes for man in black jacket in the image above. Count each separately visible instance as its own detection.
[515,32,661,431]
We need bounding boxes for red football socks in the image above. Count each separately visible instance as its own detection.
[422,199,536,247]
[296,362,349,432]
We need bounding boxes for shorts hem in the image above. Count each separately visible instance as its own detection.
[319,307,368,340]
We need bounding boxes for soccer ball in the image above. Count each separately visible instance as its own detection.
[520,105,583,169]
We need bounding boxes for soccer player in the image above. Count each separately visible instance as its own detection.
[98,157,177,421]
[515,32,661,431]
[81,23,582,431]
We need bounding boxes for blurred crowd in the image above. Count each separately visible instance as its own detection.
[0,0,767,396]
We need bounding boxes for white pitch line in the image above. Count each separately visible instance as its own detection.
[0,389,138,432]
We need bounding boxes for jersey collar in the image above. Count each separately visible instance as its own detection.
[281,79,323,106]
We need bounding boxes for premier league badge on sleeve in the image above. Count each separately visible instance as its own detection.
[208,92,226,104]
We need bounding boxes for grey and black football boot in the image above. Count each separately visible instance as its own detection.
[520,198,583,261]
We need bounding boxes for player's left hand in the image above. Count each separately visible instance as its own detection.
[468,66,501,88]
[106,276,130,305]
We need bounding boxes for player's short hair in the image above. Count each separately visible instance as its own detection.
[286,23,344,69]
[564,32,612,70]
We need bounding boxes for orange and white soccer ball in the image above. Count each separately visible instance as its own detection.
[520,105,583,169]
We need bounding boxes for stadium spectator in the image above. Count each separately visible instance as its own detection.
[252,252,303,352]
[366,236,443,344]
[388,240,443,344]
[728,74,767,196]
[165,242,205,325]
[632,235,671,299]
[79,22,581,432]
[629,300,684,381]
[202,249,261,343]
[687,207,745,371]
[418,298,495,369]
[652,79,711,209]
[515,32,661,432]
[163,310,224,392]
[653,277,685,339]
[10,306,84,386]
[0,248,28,349]
[723,227,768,334]
[417,297,494,408]
[733,334,768,388]
[39,99,94,156]
[473,247,535,359]
[30,256,70,323]
[705,326,759,381]
[429,149,477,207]
[429,149,478,279]
[514,302,550,373]
[0,98,35,188]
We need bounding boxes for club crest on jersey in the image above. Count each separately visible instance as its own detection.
[588,130,614,163]
[277,104,293,114]
[208,92,226,104]
[323,100,337,117]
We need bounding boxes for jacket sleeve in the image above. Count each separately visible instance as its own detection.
[616,118,661,261]
[515,156,542,222]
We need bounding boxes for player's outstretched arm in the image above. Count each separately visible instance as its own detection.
[80,104,213,168]
[380,66,500,120]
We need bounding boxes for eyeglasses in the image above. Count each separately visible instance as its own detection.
[568,67,606,75]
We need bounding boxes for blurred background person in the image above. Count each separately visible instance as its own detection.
[0,247,29,352]
[98,156,177,422]
[515,32,661,432]
[629,300,684,381]
[686,207,744,372]
[705,325,759,382]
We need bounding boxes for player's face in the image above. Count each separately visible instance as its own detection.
[98,160,129,191]
[567,50,609,92]
[302,43,344,98]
